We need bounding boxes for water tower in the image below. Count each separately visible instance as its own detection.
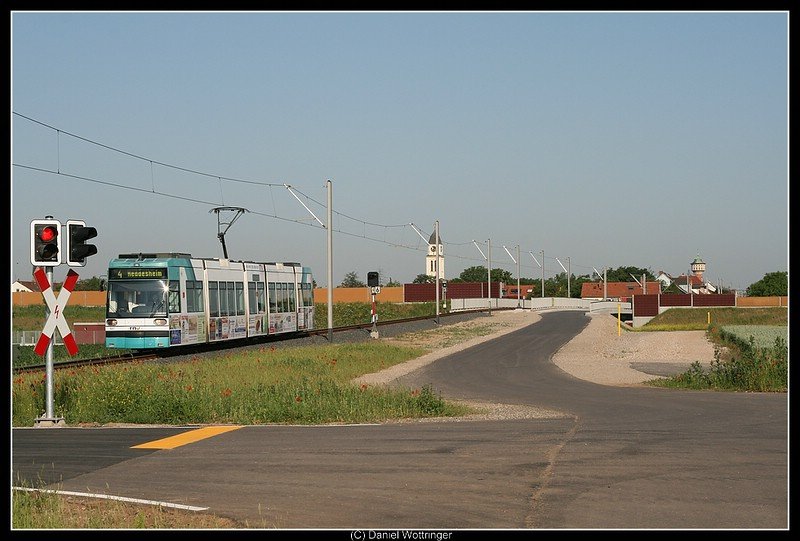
[690,254,706,281]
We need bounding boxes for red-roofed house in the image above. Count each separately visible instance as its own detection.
[11,280,39,293]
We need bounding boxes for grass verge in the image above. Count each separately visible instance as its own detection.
[12,485,245,529]
[12,342,473,427]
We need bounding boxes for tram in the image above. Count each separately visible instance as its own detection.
[105,253,314,349]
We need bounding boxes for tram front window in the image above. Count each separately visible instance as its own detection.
[107,280,168,317]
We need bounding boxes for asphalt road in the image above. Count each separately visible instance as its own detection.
[11,311,788,529]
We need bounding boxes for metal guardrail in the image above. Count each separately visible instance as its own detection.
[13,331,63,346]
[451,297,597,311]
[588,300,632,312]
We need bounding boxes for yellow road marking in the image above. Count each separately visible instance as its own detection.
[132,425,242,450]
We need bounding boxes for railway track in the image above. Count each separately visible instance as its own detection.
[13,309,498,375]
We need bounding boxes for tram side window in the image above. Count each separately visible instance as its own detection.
[248,283,257,315]
[302,282,313,307]
[209,282,220,317]
[235,282,245,316]
[227,281,236,316]
[288,283,296,312]
[274,283,283,313]
[249,282,266,315]
[188,282,197,313]
[268,283,277,313]
[257,282,266,313]
[219,282,229,316]
[187,281,204,313]
[169,281,181,313]
[281,283,289,313]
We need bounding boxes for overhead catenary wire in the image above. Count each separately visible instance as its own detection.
[13,112,607,281]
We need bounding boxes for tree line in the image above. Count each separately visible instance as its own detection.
[408,265,657,299]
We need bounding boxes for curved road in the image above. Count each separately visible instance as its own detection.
[12,311,788,529]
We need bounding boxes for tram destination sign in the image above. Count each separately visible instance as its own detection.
[111,268,168,279]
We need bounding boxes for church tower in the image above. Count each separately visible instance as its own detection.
[425,231,444,279]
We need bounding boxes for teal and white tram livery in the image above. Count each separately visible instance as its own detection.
[105,253,314,349]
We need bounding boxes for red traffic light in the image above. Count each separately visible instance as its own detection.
[39,225,58,243]
[31,219,62,266]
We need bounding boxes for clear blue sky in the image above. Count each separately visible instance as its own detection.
[11,11,788,292]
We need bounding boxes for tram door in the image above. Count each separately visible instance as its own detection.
[297,267,314,331]
[246,264,268,338]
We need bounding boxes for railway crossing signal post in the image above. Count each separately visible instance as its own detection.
[367,271,380,338]
[28,216,98,427]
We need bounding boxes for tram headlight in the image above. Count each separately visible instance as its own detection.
[106,319,118,327]
[154,318,168,326]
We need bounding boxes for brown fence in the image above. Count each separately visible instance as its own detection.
[12,291,107,306]
[73,323,105,344]
[632,294,659,317]
[403,282,503,302]
[694,294,737,307]
[633,293,739,317]
[659,294,693,307]
[313,287,404,304]
[736,296,788,307]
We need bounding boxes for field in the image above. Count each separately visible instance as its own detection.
[717,325,787,349]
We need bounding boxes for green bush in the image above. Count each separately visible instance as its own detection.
[651,334,787,392]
